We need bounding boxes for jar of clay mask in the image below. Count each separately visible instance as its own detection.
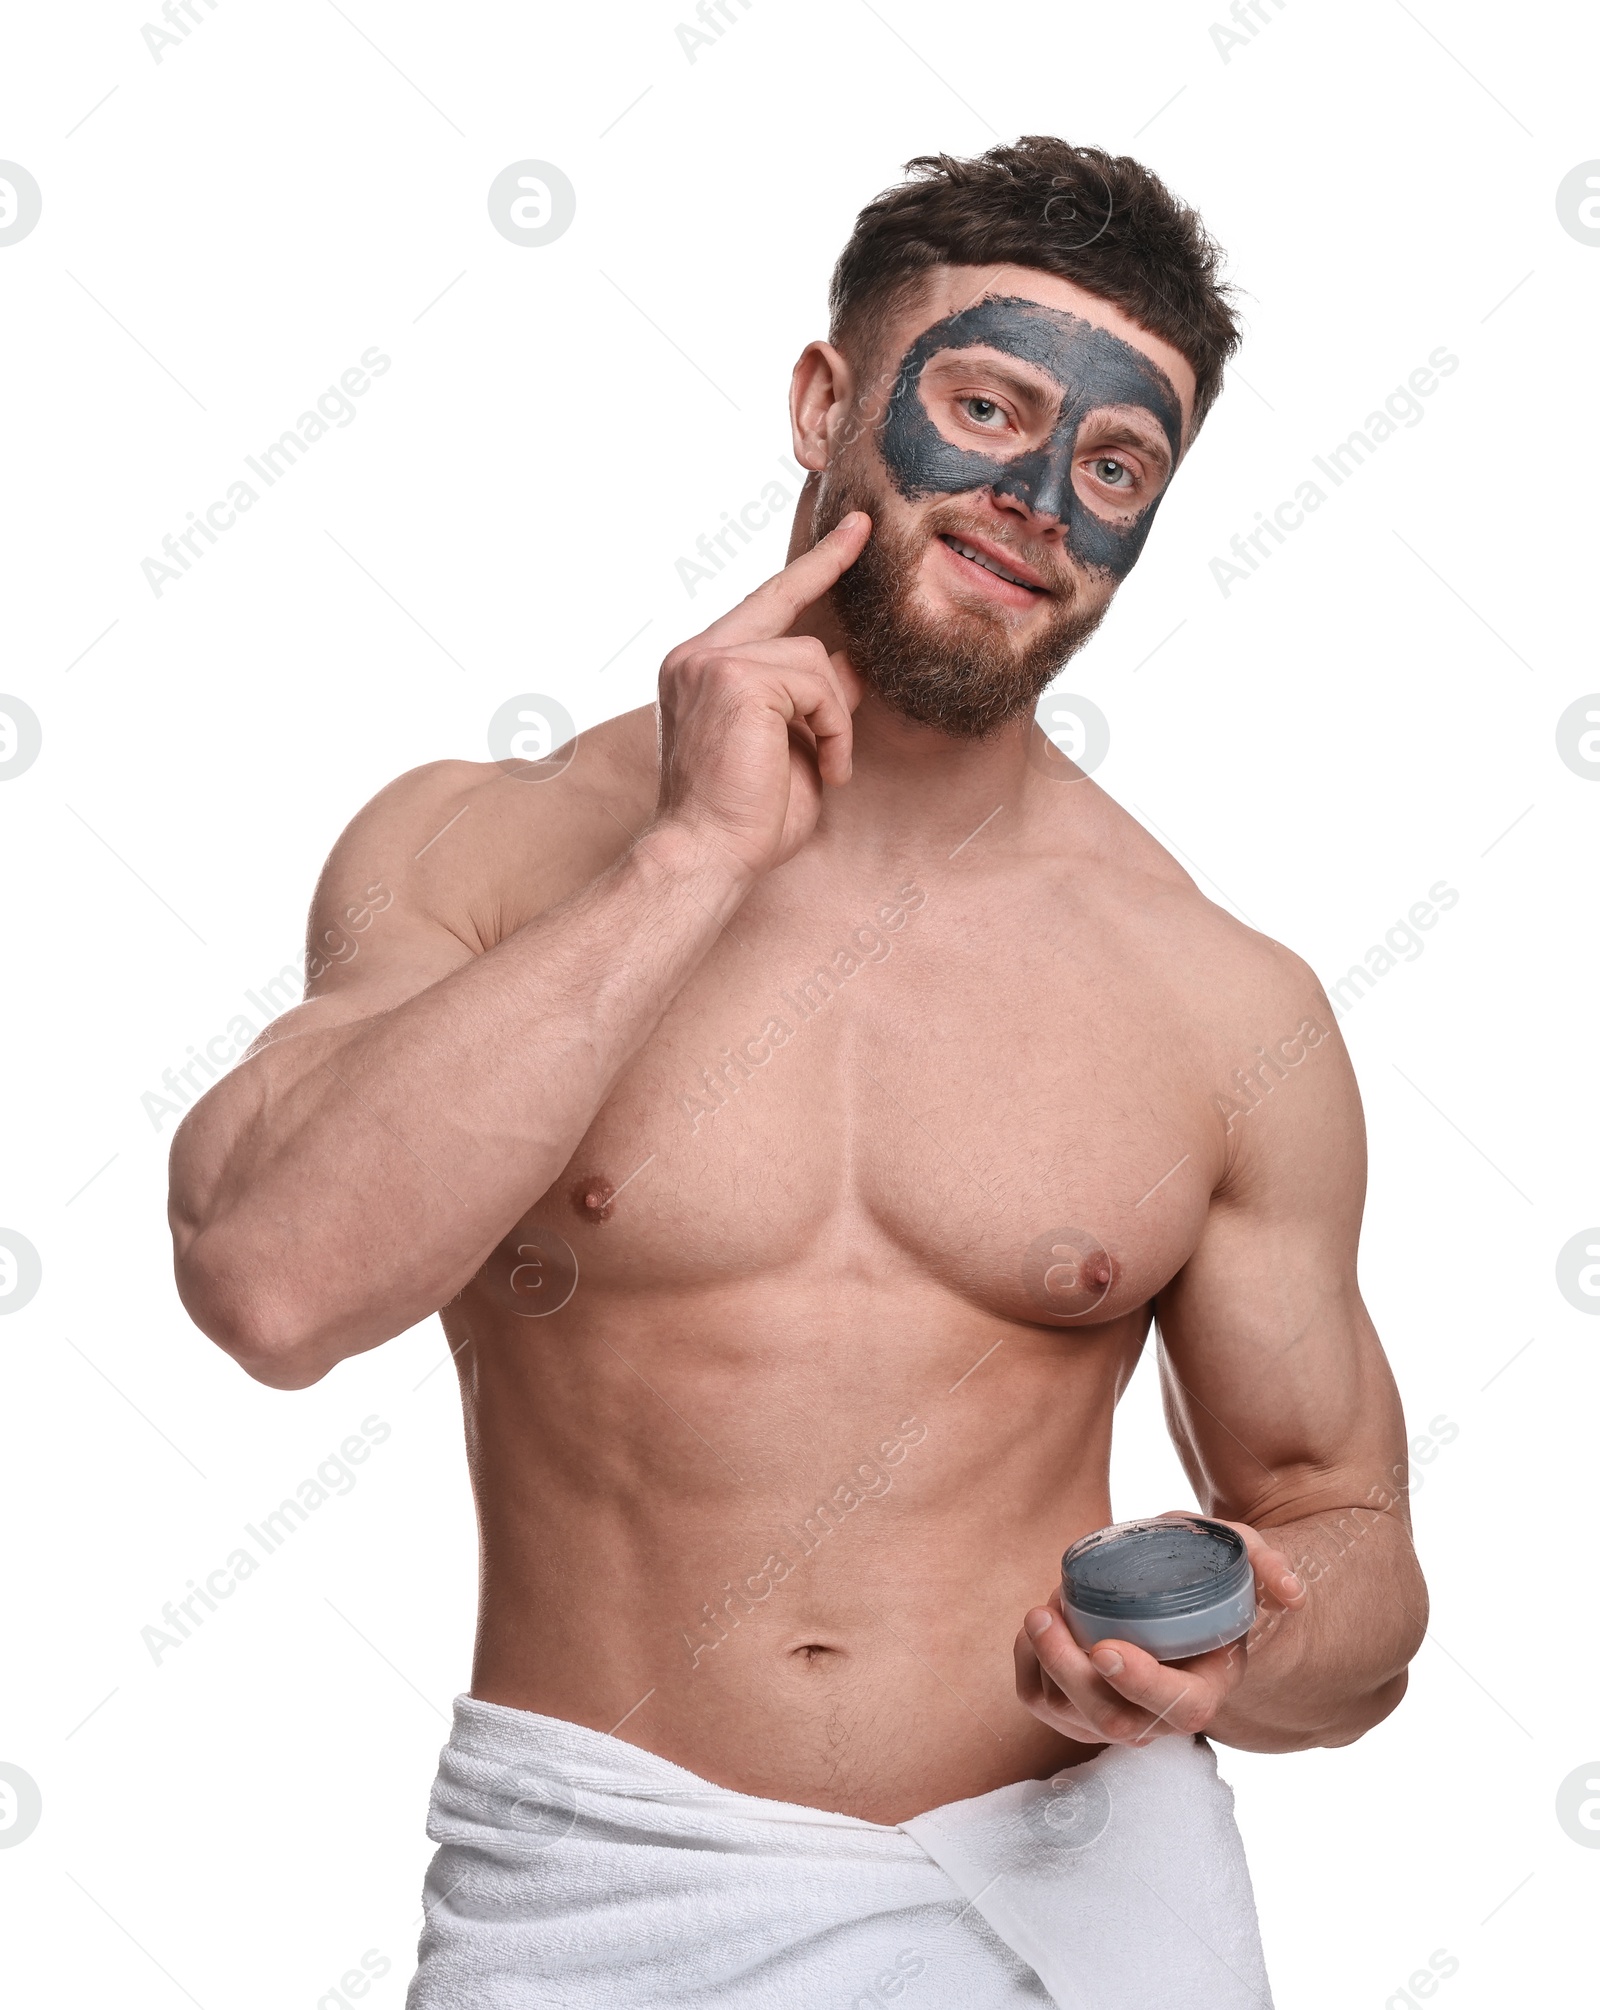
[1061,1515,1256,1663]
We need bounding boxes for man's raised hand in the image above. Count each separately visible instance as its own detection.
[653,512,870,882]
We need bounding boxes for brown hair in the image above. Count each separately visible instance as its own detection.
[828,137,1244,438]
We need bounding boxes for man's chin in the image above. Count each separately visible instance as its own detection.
[839,578,1101,739]
[850,616,1087,741]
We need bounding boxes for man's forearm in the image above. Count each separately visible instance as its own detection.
[172,820,748,1378]
[1207,1502,1427,1753]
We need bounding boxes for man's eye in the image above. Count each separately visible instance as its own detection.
[961,397,1005,426]
[1093,458,1133,487]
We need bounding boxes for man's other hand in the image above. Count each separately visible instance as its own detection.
[1013,1516,1308,1746]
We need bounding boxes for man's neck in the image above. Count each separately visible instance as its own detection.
[808,694,1039,863]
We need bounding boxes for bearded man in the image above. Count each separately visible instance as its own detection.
[169,137,1426,2010]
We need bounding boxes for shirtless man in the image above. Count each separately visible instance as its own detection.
[169,139,1426,2008]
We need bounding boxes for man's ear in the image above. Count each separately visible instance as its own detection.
[789,340,855,474]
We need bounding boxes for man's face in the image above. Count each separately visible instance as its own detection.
[808,267,1194,739]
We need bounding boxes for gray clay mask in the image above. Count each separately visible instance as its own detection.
[877,296,1184,579]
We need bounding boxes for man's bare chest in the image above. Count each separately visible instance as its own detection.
[491,863,1228,1330]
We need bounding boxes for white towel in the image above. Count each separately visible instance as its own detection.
[404,1694,1273,2010]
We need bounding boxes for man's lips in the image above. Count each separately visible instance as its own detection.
[935,531,1053,598]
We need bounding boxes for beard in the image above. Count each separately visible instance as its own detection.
[812,468,1109,741]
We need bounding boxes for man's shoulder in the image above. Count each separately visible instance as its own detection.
[322,707,660,942]
[1051,781,1333,1037]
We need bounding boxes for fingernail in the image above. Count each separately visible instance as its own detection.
[1282,1572,1304,1598]
[1024,1611,1053,1641]
[1091,1647,1123,1676]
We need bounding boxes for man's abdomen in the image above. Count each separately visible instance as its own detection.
[450,1273,1142,1823]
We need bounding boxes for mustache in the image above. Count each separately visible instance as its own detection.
[917,502,1077,599]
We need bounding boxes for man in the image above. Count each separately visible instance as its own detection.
[170,137,1426,2009]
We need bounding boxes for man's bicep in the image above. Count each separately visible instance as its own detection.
[1155,1019,1408,1527]
[170,762,489,1230]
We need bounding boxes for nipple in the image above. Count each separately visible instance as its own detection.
[1022,1225,1118,1321]
[570,1175,617,1223]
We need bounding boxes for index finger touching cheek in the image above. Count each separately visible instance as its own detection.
[698,511,871,650]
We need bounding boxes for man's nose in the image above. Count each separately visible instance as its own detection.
[988,434,1075,530]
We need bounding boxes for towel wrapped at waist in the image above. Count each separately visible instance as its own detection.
[404,1694,1273,2010]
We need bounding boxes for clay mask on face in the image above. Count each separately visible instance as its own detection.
[877,296,1184,578]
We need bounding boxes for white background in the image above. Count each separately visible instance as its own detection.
[2,0,1597,2003]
